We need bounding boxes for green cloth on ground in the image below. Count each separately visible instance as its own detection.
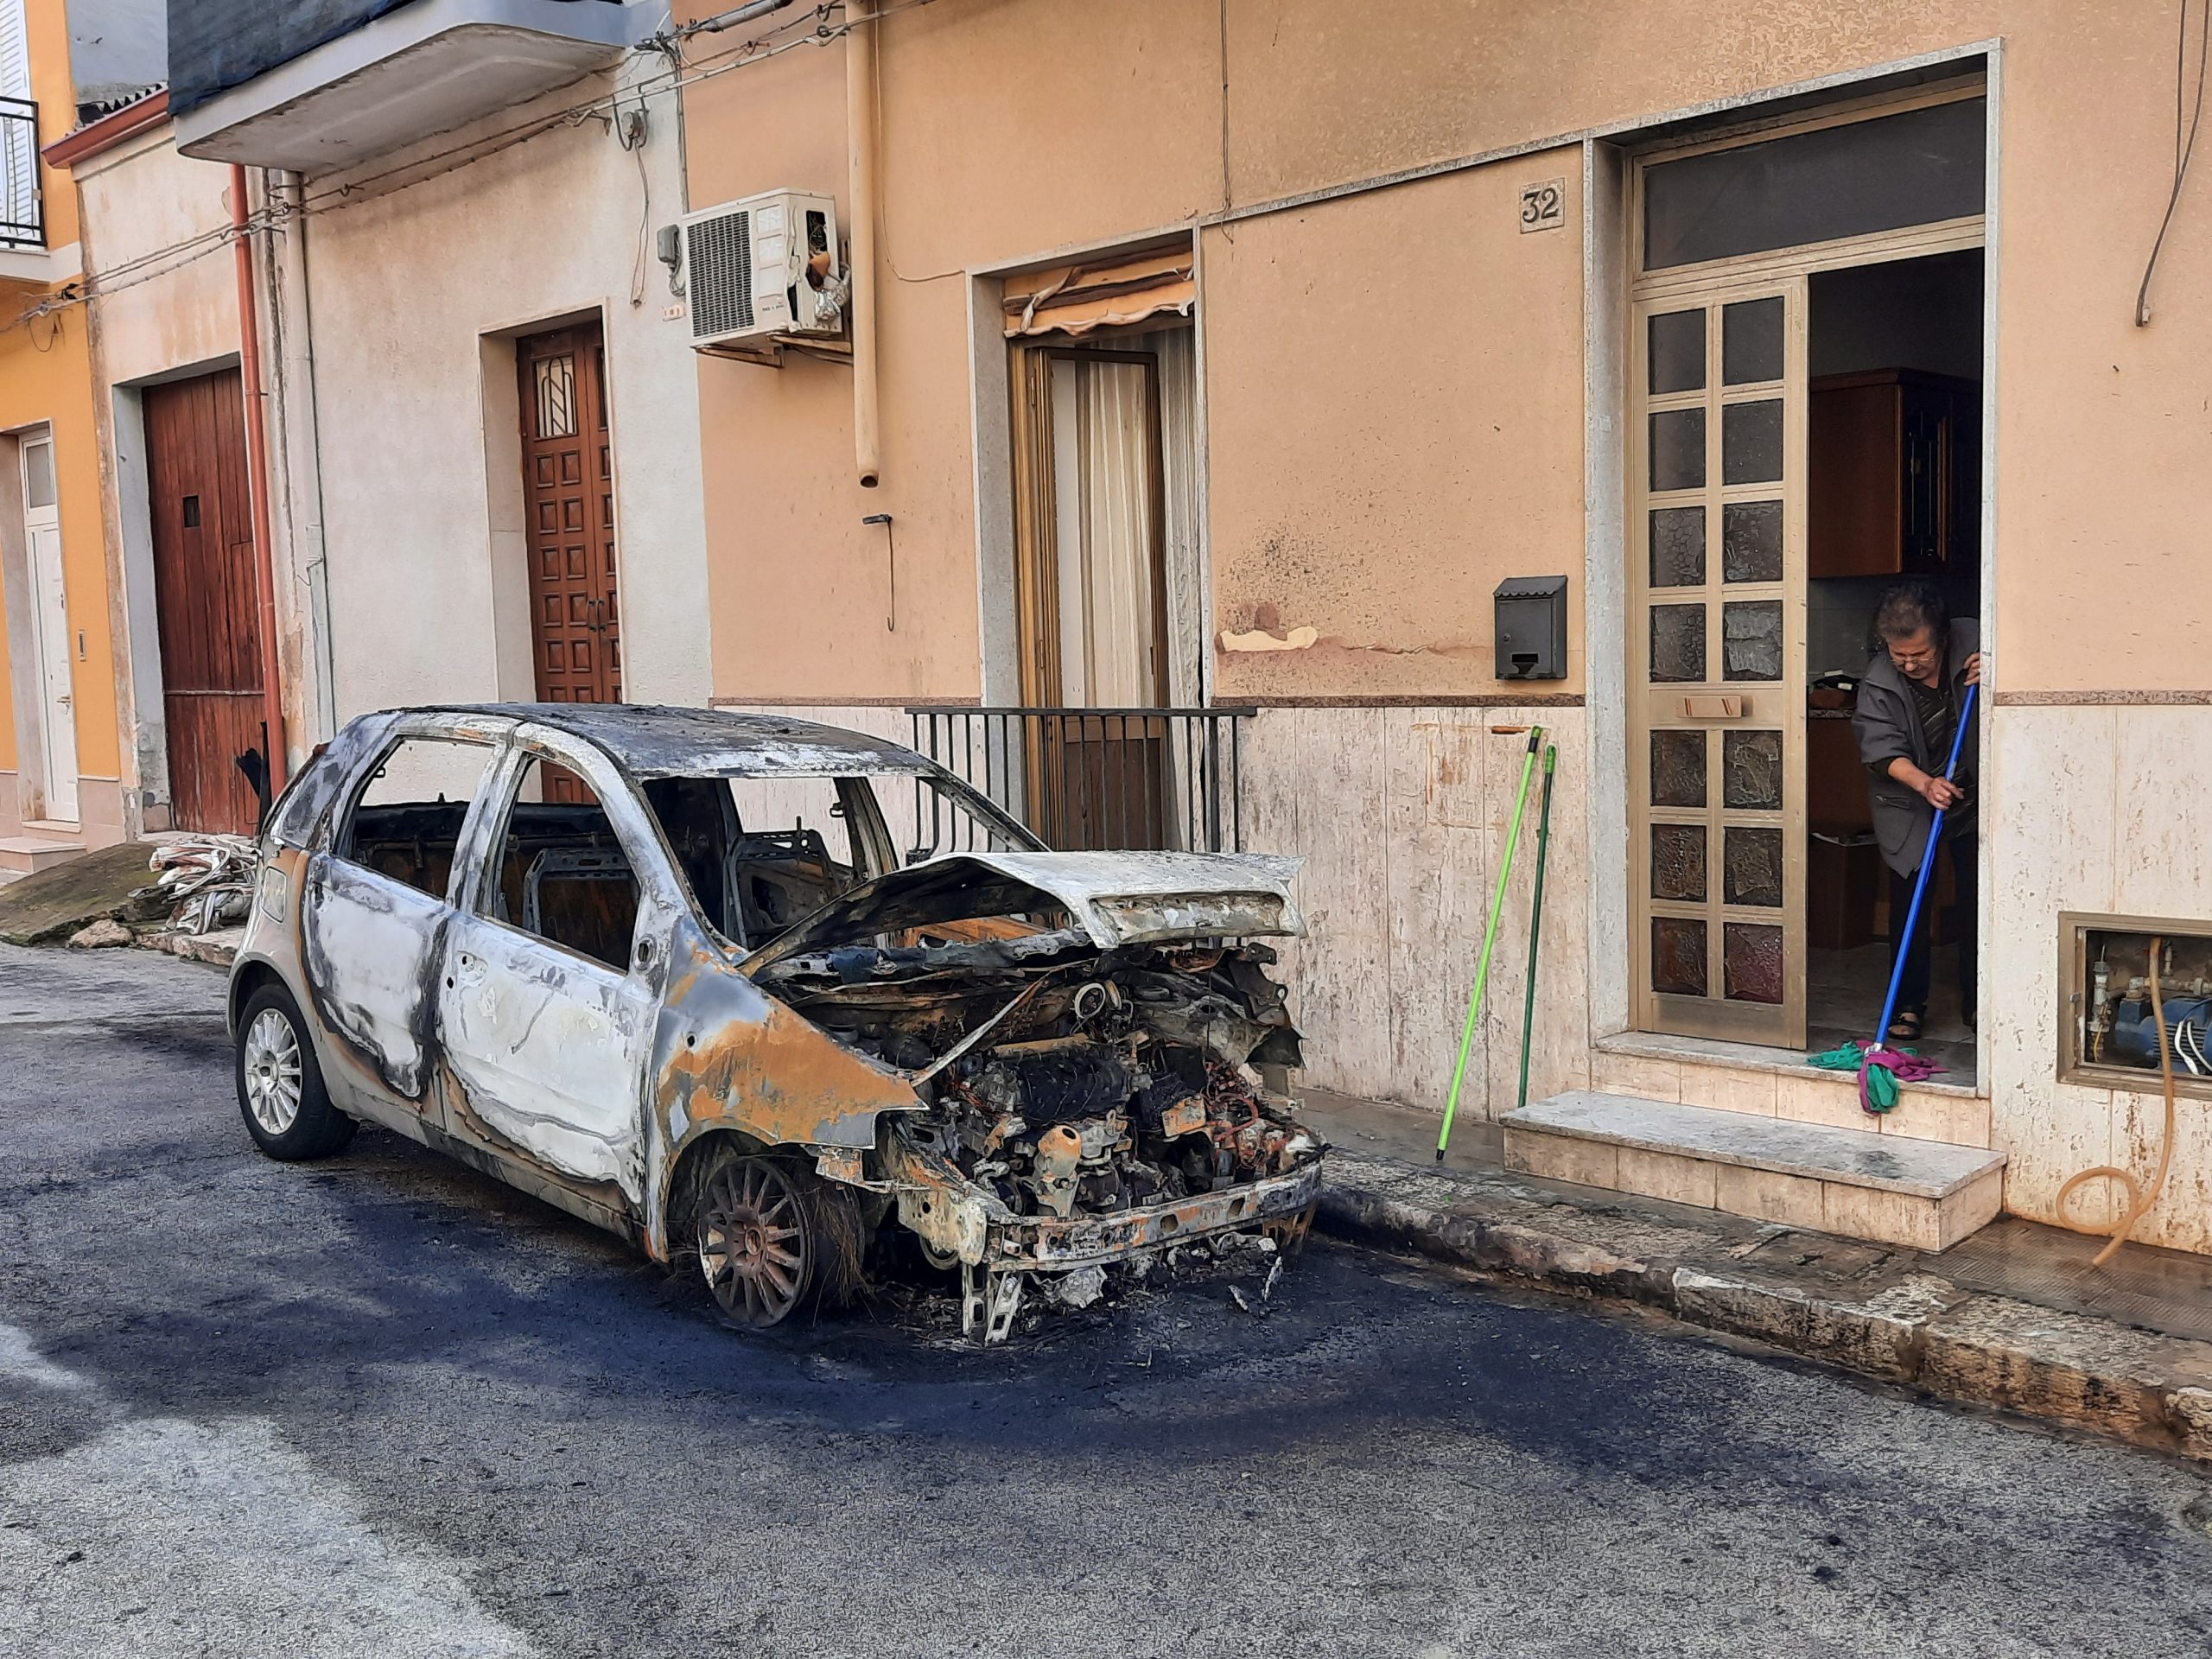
[1807,1041,1866,1071]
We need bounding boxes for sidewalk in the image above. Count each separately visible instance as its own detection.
[1300,1090,2212,1465]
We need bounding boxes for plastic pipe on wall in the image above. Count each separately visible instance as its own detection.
[845,0,881,488]
[231,163,289,797]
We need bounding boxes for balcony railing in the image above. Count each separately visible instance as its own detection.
[1,97,43,249]
[908,706,1255,855]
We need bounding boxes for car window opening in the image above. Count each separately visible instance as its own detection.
[639,770,1038,953]
[492,754,639,971]
[337,736,500,901]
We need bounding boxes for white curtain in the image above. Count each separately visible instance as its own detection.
[1050,356,1161,708]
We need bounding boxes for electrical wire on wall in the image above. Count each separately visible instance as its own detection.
[2137,0,2209,325]
[6,0,938,338]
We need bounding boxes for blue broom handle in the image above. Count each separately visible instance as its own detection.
[1872,682,1979,1047]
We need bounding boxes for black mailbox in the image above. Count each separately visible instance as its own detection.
[1495,575,1567,680]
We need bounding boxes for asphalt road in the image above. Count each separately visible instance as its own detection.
[3,943,2210,1658]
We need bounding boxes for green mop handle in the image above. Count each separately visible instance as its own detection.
[1439,727,1543,1159]
[1516,745,1559,1113]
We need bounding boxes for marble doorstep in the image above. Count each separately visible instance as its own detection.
[1502,1091,2007,1251]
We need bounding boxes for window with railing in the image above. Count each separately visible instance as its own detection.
[0,96,38,250]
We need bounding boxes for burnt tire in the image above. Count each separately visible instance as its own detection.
[235,982,356,1161]
[693,1147,861,1331]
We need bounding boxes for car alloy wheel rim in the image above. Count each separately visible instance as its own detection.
[698,1159,809,1327]
[243,1007,305,1135]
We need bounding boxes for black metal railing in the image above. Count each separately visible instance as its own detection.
[0,97,41,250]
[909,706,1255,854]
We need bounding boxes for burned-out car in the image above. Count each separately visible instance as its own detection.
[228,706,1323,1340]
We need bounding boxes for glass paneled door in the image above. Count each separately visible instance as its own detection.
[1630,279,1807,1046]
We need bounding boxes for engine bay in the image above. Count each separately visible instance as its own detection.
[752,930,1320,1243]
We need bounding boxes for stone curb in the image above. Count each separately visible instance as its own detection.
[1315,1157,2212,1465]
[138,929,243,969]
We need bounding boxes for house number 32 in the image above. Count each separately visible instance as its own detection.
[1520,179,1566,232]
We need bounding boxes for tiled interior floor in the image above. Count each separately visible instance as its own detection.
[1808,940,1976,1086]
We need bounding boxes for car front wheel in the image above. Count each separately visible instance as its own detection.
[235,982,356,1161]
[694,1149,840,1330]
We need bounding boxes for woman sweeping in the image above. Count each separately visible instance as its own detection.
[1854,580,1982,1044]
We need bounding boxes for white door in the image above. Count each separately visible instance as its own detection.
[21,435,77,822]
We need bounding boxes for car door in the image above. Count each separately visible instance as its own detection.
[435,731,673,1205]
[301,724,507,1118]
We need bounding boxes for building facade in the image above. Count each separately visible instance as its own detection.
[163,0,713,748]
[0,0,121,866]
[667,1,2212,1255]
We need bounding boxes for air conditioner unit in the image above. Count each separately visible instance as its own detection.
[678,189,846,348]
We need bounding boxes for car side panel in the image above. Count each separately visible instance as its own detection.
[438,908,656,1201]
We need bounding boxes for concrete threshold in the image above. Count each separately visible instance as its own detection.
[1299,1090,2212,1466]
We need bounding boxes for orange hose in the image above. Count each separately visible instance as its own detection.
[2056,936,2178,1267]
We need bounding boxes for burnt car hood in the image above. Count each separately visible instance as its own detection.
[744,850,1305,969]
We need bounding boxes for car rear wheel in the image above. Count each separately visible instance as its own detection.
[695,1150,829,1330]
[235,982,356,1161]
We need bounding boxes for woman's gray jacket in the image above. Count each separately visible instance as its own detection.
[1853,617,1979,879]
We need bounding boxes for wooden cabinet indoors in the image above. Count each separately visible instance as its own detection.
[1808,369,1980,579]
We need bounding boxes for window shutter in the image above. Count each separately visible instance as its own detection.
[0,0,38,245]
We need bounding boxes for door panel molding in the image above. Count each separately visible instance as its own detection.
[1628,274,1808,1048]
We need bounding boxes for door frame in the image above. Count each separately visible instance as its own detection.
[14,426,76,821]
[1614,77,1992,1057]
[513,317,623,709]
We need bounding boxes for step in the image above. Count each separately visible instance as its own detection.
[1501,1091,2006,1252]
[0,836,88,875]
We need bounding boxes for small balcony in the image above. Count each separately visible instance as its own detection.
[907,707,1255,855]
[170,0,640,175]
[1,95,43,251]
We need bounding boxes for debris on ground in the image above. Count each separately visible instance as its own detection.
[0,842,166,946]
[142,836,259,935]
[67,918,134,950]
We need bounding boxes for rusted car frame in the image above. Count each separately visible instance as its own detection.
[228,705,1324,1340]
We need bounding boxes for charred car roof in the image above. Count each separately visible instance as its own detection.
[267,704,953,848]
[450,702,940,778]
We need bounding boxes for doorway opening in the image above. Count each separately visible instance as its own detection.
[1802,249,1984,1081]
[144,369,268,836]
[1002,242,1203,849]
[1626,79,1987,1084]
[515,320,620,804]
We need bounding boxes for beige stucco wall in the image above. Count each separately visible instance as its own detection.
[1201,156,1587,702]
[299,67,710,721]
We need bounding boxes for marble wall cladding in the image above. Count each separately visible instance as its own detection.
[1077,699,2212,1255]
[1239,705,1592,1121]
[1984,704,2212,1254]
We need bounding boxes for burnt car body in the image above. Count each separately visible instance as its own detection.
[226,705,1323,1339]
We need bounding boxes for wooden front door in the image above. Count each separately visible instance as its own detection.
[518,324,620,709]
[1629,278,1808,1047]
[144,368,265,836]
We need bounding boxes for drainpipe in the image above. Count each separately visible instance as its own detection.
[271,169,338,742]
[231,162,289,794]
[845,0,880,488]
